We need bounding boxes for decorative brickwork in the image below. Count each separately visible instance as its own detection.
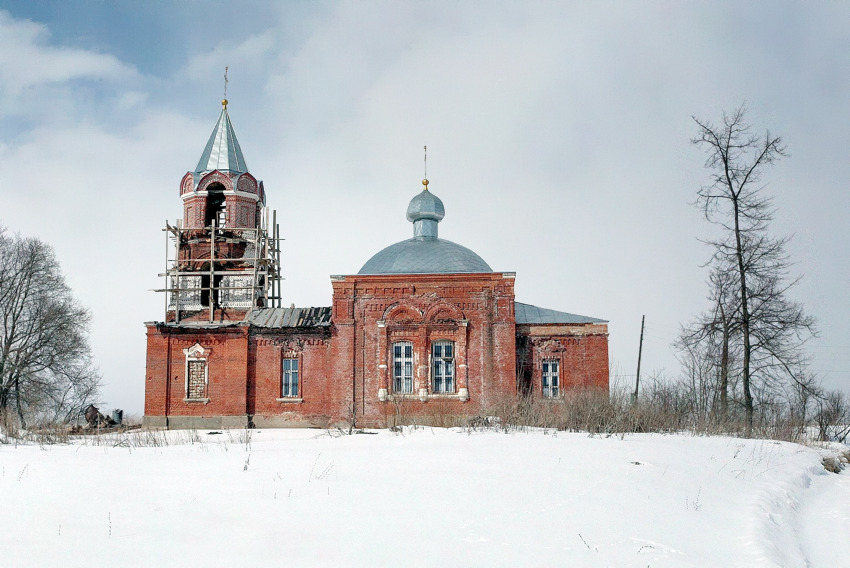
[197,171,233,193]
[236,173,257,195]
[145,267,609,429]
[181,172,195,195]
[143,106,609,429]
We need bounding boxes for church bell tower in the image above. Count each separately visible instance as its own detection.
[159,99,281,323]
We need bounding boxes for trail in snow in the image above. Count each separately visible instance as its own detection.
[798,466,850,566]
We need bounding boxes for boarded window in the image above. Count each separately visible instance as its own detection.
[187,360,207,399]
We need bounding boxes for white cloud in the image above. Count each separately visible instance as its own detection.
[1,1,848,413]
[0,10,140,122]
[191,32,277,74]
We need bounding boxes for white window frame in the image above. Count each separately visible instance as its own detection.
[542,359,559,399]
[282,357,299,398]
[392,341,414,394]
[431,340,455,394]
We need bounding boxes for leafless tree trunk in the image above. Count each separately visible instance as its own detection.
[689,105,816,434]
[676,261,741,424]
[0,228,101,429]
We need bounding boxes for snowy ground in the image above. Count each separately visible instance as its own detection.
[1,427,848,567]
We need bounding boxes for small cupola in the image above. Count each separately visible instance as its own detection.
[357,177,492,275]
[406,179,445,239]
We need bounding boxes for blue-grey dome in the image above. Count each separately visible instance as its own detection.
[358,238,492,274]
[358,180,492,275]
[406,188,445,222]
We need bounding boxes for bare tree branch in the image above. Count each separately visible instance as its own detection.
[678,105,815,434]
[0,229,101,429]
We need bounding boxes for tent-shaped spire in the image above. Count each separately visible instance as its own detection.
[194,100,248,174]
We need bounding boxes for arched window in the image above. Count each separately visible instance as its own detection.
[392,341,413,394]
[431,340,455,393]
[205,183,226,228]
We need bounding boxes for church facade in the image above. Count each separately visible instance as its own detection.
[143,103,609,429]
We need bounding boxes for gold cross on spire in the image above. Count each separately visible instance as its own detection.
[422,145,429,190]
[222,66,229,109]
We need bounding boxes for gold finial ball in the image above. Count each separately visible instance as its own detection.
[222,98,229,108]
[422,178,429,187]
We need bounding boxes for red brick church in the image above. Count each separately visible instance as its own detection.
[143,102,609,429]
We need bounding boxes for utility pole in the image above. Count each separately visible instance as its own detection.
[632,315,645,402]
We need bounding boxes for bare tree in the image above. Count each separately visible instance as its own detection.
[676,260,741,421]
[0,228,101,429]
[689,105,816,432]
[814,389,850,443]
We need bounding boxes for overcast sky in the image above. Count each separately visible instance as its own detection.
[1,1,848,415]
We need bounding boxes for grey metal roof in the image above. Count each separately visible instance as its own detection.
[406,189,445,222]
[247,307,332,328]
[195,107,248,174]
[515,302,607,324]
[359,237,493,275]
[359,184,492,275]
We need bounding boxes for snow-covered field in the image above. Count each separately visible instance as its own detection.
[1,427,848,567]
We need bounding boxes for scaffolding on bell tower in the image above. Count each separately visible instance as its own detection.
[153,208,283,324]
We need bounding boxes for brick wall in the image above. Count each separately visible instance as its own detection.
[144,277,610,428]
[516,323,609,398]
[143,325,250,423]
[336,272,518,427]
[249,329,337,427]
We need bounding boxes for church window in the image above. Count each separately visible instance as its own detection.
[542,359,559,398]
[205,183,226,228]
[186,360,207,400]
[282,358,299,397]
[431,340,455,393]
[392,341,414,394]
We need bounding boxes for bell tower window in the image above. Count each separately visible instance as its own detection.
[205,183,226,228]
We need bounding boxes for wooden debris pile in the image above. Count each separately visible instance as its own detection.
[84,404,118,429]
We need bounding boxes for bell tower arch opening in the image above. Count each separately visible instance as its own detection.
[205,182,227,228]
